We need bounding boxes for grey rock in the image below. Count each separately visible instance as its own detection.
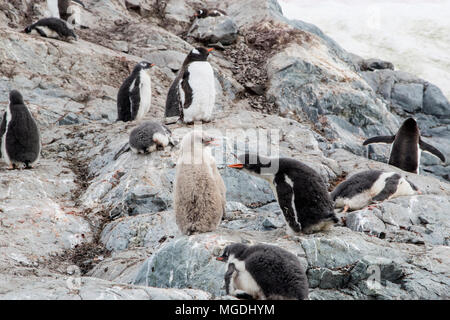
[423,84,450,117]
[188,16,238,45]
[391,83,423,113]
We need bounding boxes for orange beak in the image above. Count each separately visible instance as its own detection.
[205,139,220,146]
[216,257,224,261]
[151,63,155,67]
[207,48,214,52]
[227,163,244,169]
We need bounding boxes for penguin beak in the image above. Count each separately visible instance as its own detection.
[227,163,244,169]
[216,256,224,261]
[205,139,219,146]
[151,63,155,67]
[207,48,214,52]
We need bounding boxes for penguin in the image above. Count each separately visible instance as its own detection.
[174,130,226,235]
[62,0,86,27]
[194,8,227,19]
[0,90,41,169]
[24,18,77,41]
[113,121,175,160]
[363,117,445,174]
[165,47,215,124]
[331,170,420,213]
[117,61,155,122]
[228,153,338,234]
[47,0,60,18]
[216,243,309,300]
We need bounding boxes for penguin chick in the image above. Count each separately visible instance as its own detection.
[24,17,77,41]
[117,61,155,122]
[194,8,227,18]
[174,130,226,235]
[1,90,41,169]
[217,243,309,300]
[228,153,337,234]
[331,170,419,212]
[363,117,445,174]
[129,121,174,154]
[165,47,215,124]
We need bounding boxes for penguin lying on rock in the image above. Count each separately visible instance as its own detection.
[113,121,175,160]
[24,17,77,42]
[165,47,216,124]
[331,170,420,213]
[217,243,309,300]
[1,90,41,169]
[117,61,155,122]
[228,153,338,234]
[363,118,446,174]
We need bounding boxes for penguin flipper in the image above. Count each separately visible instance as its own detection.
[224,263,236,295]
[0,112,6,158]
[130,77,141,121]
[371,173,401,202]
[113,142,131,161]
[165,77,182,118]
[363,135,395,146]
[275,180,302,233]
[419,139,446,162]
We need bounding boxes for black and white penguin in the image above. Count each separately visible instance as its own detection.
[117,61,155,122]
[0,90,41,169]
[24,17,77,41]
[217,243,309,300]
[60,0,86,26]
[363,118,445,174]
[194,8,227,18]
[331,170,420,212]
[164,47,215,124]
[228,153,338,234]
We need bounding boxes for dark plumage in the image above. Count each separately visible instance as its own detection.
[194,8,227,18]
[24,17,77,41]
[129,121,174,153]
[1,90,41,169]
[117,61,154,122]
[363,118,445,174]
[228,153,337,234]
[218,243,309,300]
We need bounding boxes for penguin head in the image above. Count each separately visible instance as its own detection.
[24,26,32,33]
[194,9,209,18]
[134,61,155,72]
[217,243,248,262]
[228,153,276,176]
[186,47,214,63]
[398,117,420,140]
[9,90,24,105]
[179,130,218,154]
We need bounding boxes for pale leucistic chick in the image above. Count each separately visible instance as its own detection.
[174,130,226,235]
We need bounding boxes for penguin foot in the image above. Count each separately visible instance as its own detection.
[342,205,350,213]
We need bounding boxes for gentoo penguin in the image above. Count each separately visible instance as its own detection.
[363,118,445,174]
[228,153,338,234]
[24,18,77,41]
[217,243,309,300]
[174,130,226,235]
[117,61,155,122]
[0,90,41,169]
[194,8,227,18]
[47,0,60,18]
[61,0,86,27]
[165,47,215,124]
[331,170,419,212]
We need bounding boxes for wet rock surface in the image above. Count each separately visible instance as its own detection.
[0,0,448,299]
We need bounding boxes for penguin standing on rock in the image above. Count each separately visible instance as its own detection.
[331,170,420,213]
[228,153,338,234]
[363,117,445,174]
[117,61,155,122]
[0,90,41,169]
[165,47,216,124]
[24,18,77,41]
[217,243,309,300]
[113,121,174,160]
[174,131,226,235]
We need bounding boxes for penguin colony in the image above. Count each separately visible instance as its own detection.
[1,3,447,301]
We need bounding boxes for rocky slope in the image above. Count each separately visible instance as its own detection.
[0,0,448,299]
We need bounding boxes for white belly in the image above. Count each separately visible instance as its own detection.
[136,70,152,120]
[228,258,264,299]
[34,26,60,39]
[182,61,215,123]
[47,0,60,18]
